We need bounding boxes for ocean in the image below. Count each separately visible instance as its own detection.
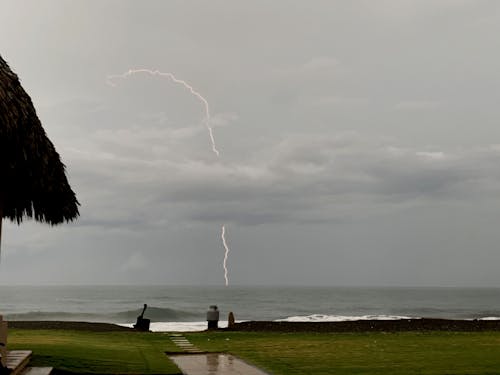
[1,285,500,331]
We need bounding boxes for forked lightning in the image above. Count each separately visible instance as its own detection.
[107,68,231,285]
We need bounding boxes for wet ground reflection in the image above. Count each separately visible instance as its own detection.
[170,353,269,375]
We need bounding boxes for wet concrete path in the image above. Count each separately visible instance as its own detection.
[169,333,203,354]
[169,353,270,375]
[167,333,269,374]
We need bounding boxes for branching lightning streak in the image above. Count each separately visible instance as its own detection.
[106,69,219,156]
[221,225,230,286]
[107,68,232,286]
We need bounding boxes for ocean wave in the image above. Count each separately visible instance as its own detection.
[120,321,225,332]
[122,315,500,332]
[5,306,199,323]
[111,307,199,322]
[122,315,419,332]
[277,314,500,322]
[478,317,500,321]
[276,314,415,322]
[5,311,101,321]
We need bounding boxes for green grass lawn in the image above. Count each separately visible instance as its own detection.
[187,331,500,375]
[8,329,182,374]
[7,329,500,374]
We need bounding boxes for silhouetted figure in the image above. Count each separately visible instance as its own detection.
[228,311,235,329]
[207,305,219,329]
[134,304,150,331]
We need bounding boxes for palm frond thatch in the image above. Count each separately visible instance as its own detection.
[0,54,79,225]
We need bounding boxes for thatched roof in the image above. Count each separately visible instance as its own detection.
[0,54,79,225]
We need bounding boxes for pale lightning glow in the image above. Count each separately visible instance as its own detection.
[106,69,219,156]
[221,225,230,286]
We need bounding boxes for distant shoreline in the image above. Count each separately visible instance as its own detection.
[8,318,500,333]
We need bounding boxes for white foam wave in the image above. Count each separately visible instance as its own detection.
[119,315,420,331]
[120,321,231,332]
[276,314,414,322]
[478,317,500,321]
[119,315,500,331]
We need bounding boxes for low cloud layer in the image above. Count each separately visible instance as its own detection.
[63,123,500,230]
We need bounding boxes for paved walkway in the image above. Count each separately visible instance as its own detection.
[168,334,203,354]
[169,353,270,375]
[167,334,269,374]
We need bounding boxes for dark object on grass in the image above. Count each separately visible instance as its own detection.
[134,304,150,331]
[0,54,80,257]
[206,305,219,330]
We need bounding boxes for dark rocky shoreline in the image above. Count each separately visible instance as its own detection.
[229,318,500,332]
[8,321,133,332]
[8,319,500,333]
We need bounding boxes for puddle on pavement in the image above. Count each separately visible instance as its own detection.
[169,353,269,375]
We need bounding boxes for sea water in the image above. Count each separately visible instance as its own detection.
[1,285,500,331]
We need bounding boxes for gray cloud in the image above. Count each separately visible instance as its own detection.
[2,0,500,286]
[62,127,500,230]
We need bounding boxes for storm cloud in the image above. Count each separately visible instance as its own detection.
[1,0,500,286]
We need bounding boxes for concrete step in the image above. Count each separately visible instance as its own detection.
[5,350,32,375]
[20,367,53,375]
[168,335,203,353]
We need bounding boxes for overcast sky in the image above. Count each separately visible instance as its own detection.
[1,0,500,286]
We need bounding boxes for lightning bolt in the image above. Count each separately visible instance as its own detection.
[221,225,230,286]
[106,69,219,156]
[107,68,232,286]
